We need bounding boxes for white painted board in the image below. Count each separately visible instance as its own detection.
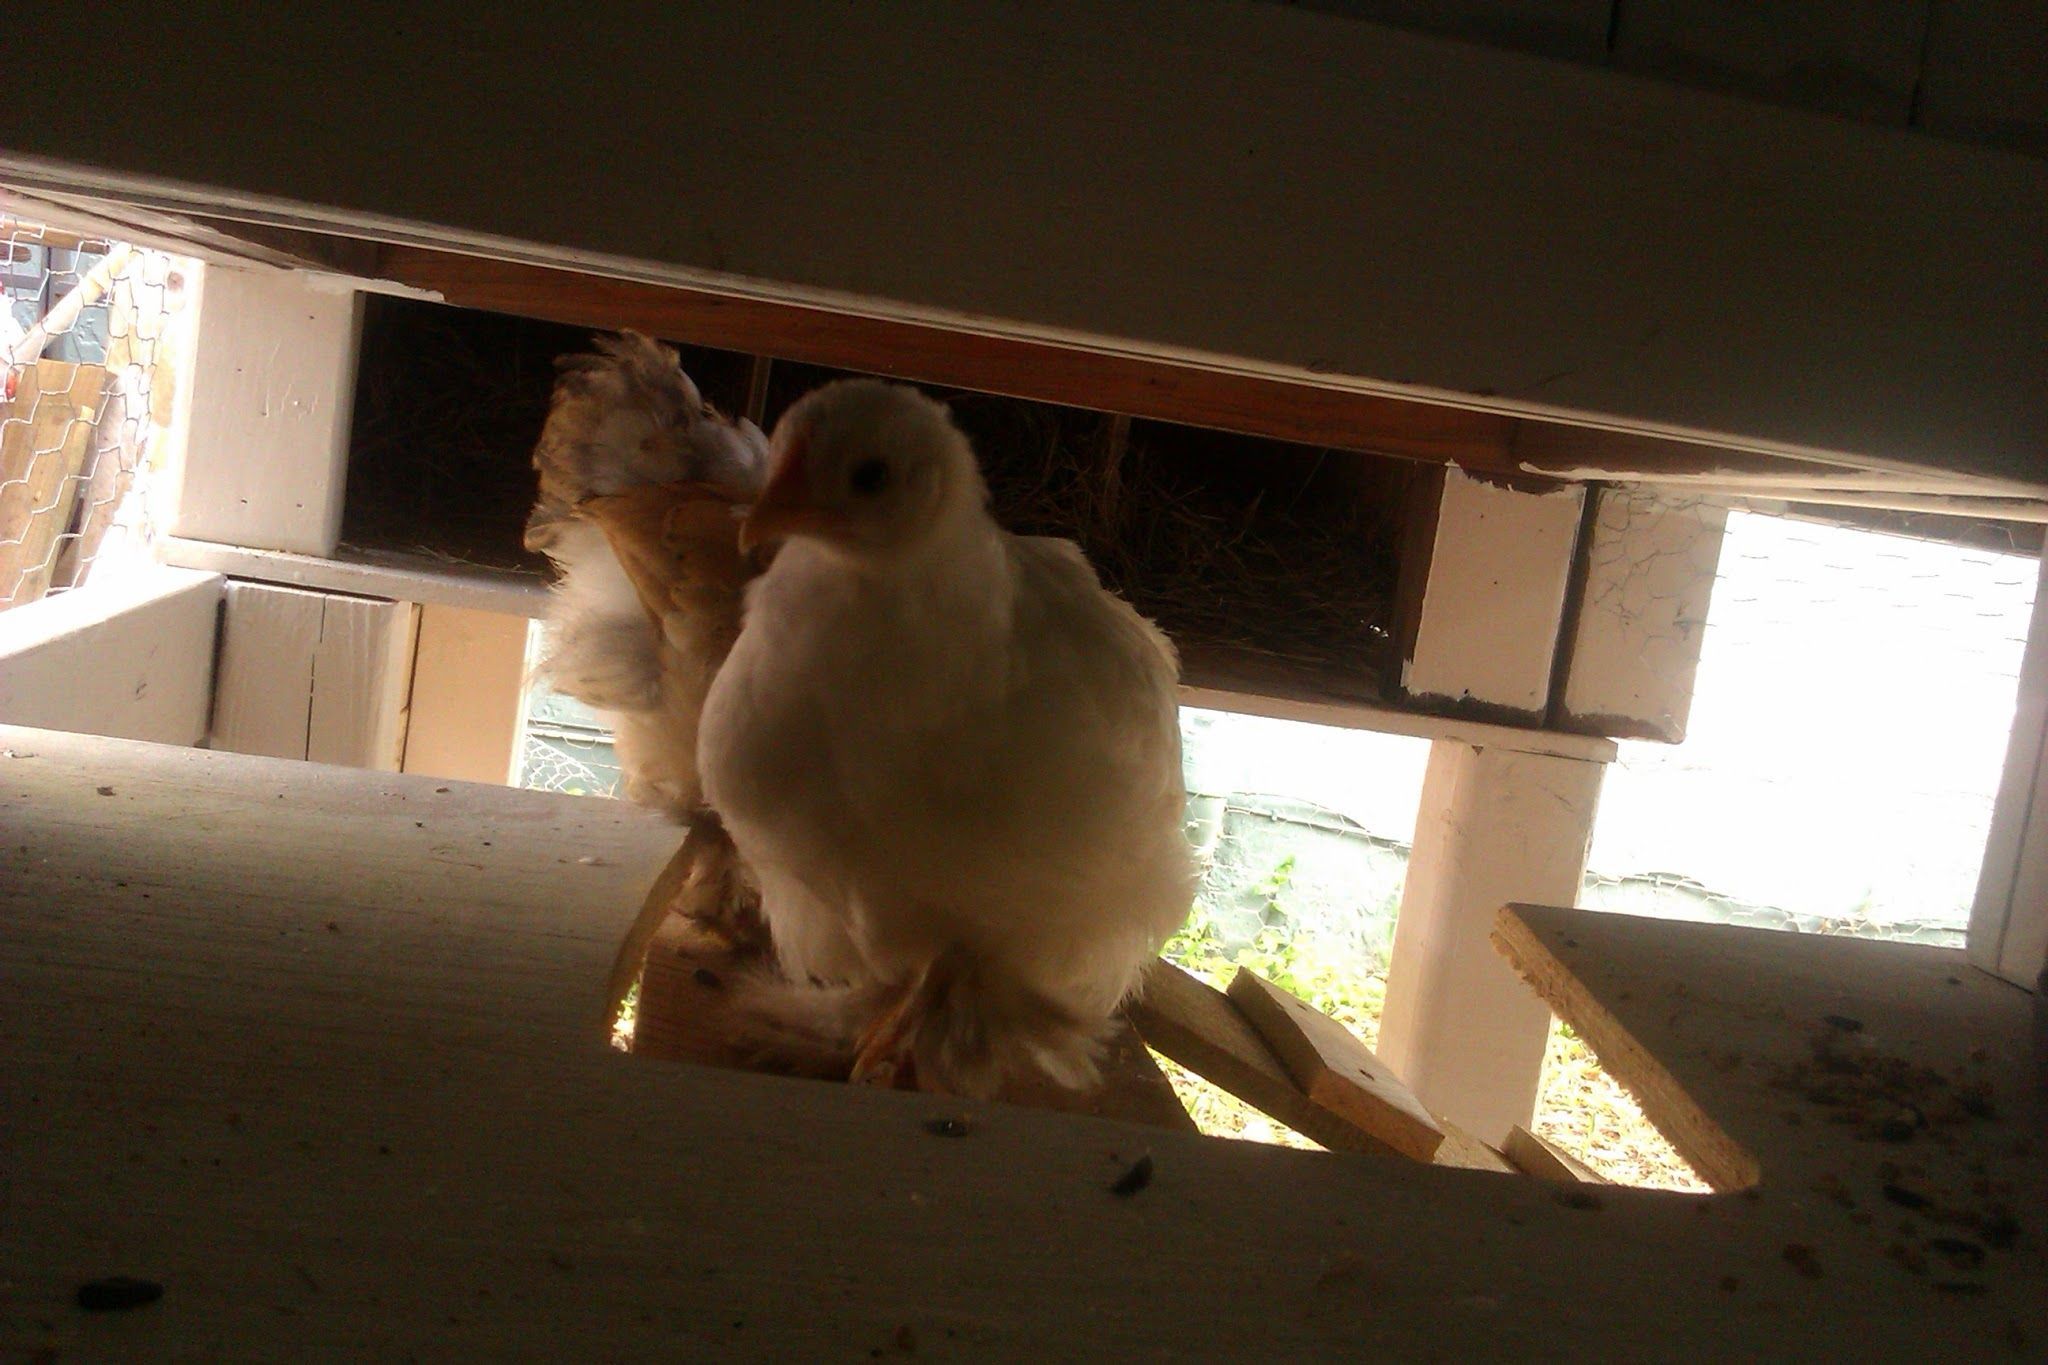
[0,566,220,745]
[1560,487,1727,742]
[1401,468,1584,716]
[168,264,360,557]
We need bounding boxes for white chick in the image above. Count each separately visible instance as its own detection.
[699,380,1194,1095]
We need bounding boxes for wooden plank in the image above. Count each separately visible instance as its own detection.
[1433,1119,1518,1173]
[1916,0,2048,157]
[210,581,322,759]
[1503,1125,1609,1184]
[170,265,360,557]
[1557,488,1728,743]
[1492,908,1762,1192]
[1225,968,1444,1162]
[1611,0,1932,124]
[399,603,531,785]
[376,248,1515,468]
[6,4,2040,482]
[159,536,551,618]
[1396,468,1585,717]
[1508,420,2039,496]
[307,594,418,770]
[1492,899,2047,1312]
[0,566,219,744]
[1974,544,2048,982]
[1377,743,1605,1141]
[6,728,2045,1359]
[0,360,106,605]
[1128,960,1416,1159]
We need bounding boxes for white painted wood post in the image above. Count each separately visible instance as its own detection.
[1396,467,1585,720]
[399,605,533,786]
[211,581,418,769]
[1377,741,1605,1143]
[1968,548,2048,990]
[167,264,361,557]
[1558,488,1727,742]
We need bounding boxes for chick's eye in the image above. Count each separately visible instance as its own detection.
[849,457,890,496]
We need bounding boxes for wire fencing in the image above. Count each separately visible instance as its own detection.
[2,215,195,610]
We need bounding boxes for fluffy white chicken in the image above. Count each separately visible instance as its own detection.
[525,332,767,820]
[700,380,1195,1095]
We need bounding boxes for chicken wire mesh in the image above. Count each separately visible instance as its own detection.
[1,215,194,610]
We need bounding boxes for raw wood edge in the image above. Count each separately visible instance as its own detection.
[1503,1124,1609,1184]
[1491,905,1761,1192]
[1226,967,1445,1162]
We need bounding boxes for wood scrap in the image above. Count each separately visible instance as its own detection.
[1504,1125,1609,1184]
[1129,960,1415,1159]
[1432,1119,1517,1173]
[1226,967,1444,1162]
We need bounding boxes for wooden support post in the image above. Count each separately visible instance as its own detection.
[399,604,532,786]
[1392,466,1584,721]
[0,565,220,745]
[1556,487,1727,741]
[1968,547,2048,989]
[169,264,361,557]
[1376,740,1604,1143]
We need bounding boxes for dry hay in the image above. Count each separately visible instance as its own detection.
[947,391,1400,681]
[345,299,1401,679]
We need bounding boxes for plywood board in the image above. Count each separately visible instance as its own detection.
[1226,968,1443,1161]
[5,728,2043,1359]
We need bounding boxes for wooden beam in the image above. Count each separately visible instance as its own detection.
[1393,467,1585,718]
[1968,548,2048,987]
[211,582,417,769]
[1556,488,1728,743]
[376,246,1514,466]
[0,360,105,605]
[1508,421,2042,497]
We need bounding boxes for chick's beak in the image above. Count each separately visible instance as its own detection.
[739,437,837,554]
